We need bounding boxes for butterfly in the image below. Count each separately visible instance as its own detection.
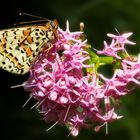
[0,14,58,75]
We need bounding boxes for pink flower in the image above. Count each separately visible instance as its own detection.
[107,32,136,47]
[22,21,139,136]
[97,40,122,59]
[118,58,140,85]
[99,70,128,97]
[97,32,136,59]
[24,21,99,136]
[96,108,123,122]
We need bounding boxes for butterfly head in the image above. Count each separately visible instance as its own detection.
[46,19,59,39]
[50,19,59,30]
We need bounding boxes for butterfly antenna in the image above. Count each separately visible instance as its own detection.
[19,12,51,21]
[14,13,52,26]
[14,19,51,25]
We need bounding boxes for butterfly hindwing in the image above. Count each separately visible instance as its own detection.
[0,22,57,74]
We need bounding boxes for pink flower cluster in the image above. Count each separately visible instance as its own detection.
[24,21,140,136]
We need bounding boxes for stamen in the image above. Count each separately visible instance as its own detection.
[46,121,59,131]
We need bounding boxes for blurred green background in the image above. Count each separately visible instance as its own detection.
[0,0,140,140]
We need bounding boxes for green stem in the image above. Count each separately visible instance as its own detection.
[99,56,115,64]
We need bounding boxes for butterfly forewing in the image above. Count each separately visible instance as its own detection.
[0,20,58,74]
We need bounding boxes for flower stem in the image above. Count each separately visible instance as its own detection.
[99,56,115,64]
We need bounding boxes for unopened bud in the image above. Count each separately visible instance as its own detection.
[80,22,84,31]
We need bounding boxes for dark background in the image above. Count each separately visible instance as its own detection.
[0,0,140,140]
